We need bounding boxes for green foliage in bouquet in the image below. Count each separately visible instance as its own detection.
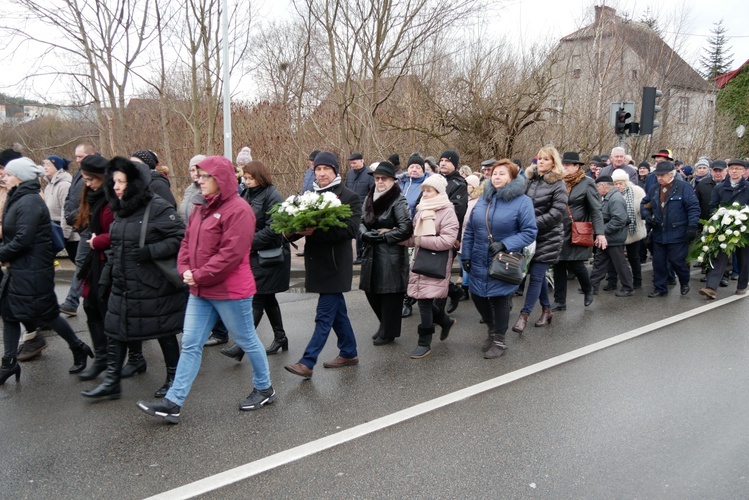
[689,202,749,265]
[269,191,352,235]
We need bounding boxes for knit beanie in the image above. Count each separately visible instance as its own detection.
[5,157,44,182]
[465,174,480,189]
[189,155,207,168]
[236,146,253,165]
[440,149,459,169]
[695,157,711,169]
[407,153,425,171]
[313,151,340,175]
[388,153,400,168]
[422,173,448,194]
[132,150,158,169]
[611,169,629,182]
[46,155,70,171]
[0,148,22,167]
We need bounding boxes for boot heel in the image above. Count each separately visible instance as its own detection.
[281,339,289,352]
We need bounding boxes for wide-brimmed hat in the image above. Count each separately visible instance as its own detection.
[369,161,397,179]
[561,151,585,165]
[651,149,673,161]
[653,161,675,174]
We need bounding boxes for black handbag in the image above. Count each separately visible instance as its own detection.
[257,247,284,267]
[412,247,450,279]
[140,200,184,288]
[50,221,65,253]
[485,200,527,285]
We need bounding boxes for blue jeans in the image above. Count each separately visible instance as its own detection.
[166,295,271,406]
[522,262,551,314]
[300,293,357,369]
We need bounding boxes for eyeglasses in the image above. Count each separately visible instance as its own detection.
[198,174,213,180]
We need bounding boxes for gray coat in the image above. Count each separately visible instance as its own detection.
[559,176,605,261]
[601,188,629,246]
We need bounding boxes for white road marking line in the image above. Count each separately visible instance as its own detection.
[147,294,746,500]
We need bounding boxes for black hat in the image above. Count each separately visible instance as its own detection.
[407,153,425,170]
[347,152,363,161]
[80,154,109,174]
[590,155,602,163]
[711,159,727,170]
[0,148,22,167]
[595,175,614,184]
[313,151,339,175]
[653,161,675,174]
[369,161,397,179]
[481,158,497,168]
[728,159,747,168]
[132,150,158,169]
[512,158,522,168]
[388,153,400,167]
[440,149,459,168]
[637,161,651,170]
[308,150,320,161]
[561,151,585,165]
[651,149,673,161]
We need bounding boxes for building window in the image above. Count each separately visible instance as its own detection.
[707,99,714,109]
[571,55,580,79]
[677,97,689,124]
[572,68,581,79]
[550,100,562,124]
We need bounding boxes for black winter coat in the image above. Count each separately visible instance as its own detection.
[559,175,605,261]
[102,162,186,342]
[149,170,177,208]
[345,167,374,200]
[696,177,718,220]
[709,178,749,213]
[64,170,85,227]
[359,184,413,294]
[0,180,59,322]
[524,167,568,263]
[302,183,361,293]
[444,170,468,236]
[242,184,290,294]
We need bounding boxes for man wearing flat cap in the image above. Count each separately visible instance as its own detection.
[345,152,373,264]
[641,161,700,297]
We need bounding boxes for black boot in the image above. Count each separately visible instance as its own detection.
[154,367,177,398]
[481,323,496,353]
[438,316,456,341]
[82,340,126,399]
[0,356,21,385]
[484,334,507,359]
[121,342,147,378]
[401,295,414,318]
[79,322,108,381]
[460,285,470,301]
[446,283,462,314]
[68,339,94,374]
[410,325,433,359]
[220,344,245,362]
[265,304,288,354]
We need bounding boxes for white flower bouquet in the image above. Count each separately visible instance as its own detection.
[269,191,352,235]
[690,202,749,264]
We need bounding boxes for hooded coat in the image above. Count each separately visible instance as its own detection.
[0,178,59,322]
[102,158,186,342]
[359,183,413,294]
[462,177,537,298]
[242,183,290,294]
[524,166,568,263]
[178,156,257,300]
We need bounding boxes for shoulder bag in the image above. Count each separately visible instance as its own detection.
[141,200,184,288]
[50,221,65,253]
[567,206,594,247]
[412,246,450,280]
[485,200,526,285]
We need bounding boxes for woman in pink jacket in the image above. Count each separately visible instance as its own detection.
[402,175,459,359]
[136,156,274,424]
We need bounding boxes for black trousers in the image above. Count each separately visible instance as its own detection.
[3,315,79,359]
[590,245,633,292]
[365,291,404,340]
[553,260,592,304]
[471,294,511,341]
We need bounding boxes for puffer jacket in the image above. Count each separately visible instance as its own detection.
[345,167,374,201]
[178,157,257,300]
[0,179,59,322]
[44,169,73,238]
[403,202,459,299]
[359,184,413,294]
[641,178,700,244]
[623,184,647,245]
[524,166,568,263]
[243,184,290,295]
[462,177,537,298]
[398,173,428,217]
[559,175,604,261]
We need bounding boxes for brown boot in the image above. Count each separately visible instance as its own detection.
[512,313,529,334]
[534,307,553,327]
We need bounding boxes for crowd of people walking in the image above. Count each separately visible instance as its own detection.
[0,142,747,425]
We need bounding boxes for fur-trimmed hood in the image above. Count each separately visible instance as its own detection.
[105,156,153,217]
[483,176,526,202]
[525,166,564,184]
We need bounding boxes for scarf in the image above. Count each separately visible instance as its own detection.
[622,185,637,234]
[413,193,451,239]
[313,176,342,192]
[563,169,586,194]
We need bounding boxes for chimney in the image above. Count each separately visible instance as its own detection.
[594,5,617,26]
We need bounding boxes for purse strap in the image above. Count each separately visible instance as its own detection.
[484,199,495,244]
[566,205,576,223]
[139,199,153,249]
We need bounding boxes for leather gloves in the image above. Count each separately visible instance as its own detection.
[489,241,505,255]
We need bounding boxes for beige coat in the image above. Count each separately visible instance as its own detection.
[43,169,73,239]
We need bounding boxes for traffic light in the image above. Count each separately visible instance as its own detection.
[615,107,631,136]
[640,87,662,135]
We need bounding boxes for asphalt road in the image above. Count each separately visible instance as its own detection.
[1,269,748,499]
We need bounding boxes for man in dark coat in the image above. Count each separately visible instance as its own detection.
[641,161,700,297]
[285,152,362,379]
[439,149,468,313]
[696,160,727,221]
[344,152,373,264]
[588,176,634,296]
[700,159,749,299]
[598,147,637,183]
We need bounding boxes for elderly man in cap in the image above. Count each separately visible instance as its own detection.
[641,161,700,297]
[588,176,634,296]
[344,152,373,264]
[285,152,362,379]
[699,159,749,299]
[598,146,637,183]
[479,158,497,184]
